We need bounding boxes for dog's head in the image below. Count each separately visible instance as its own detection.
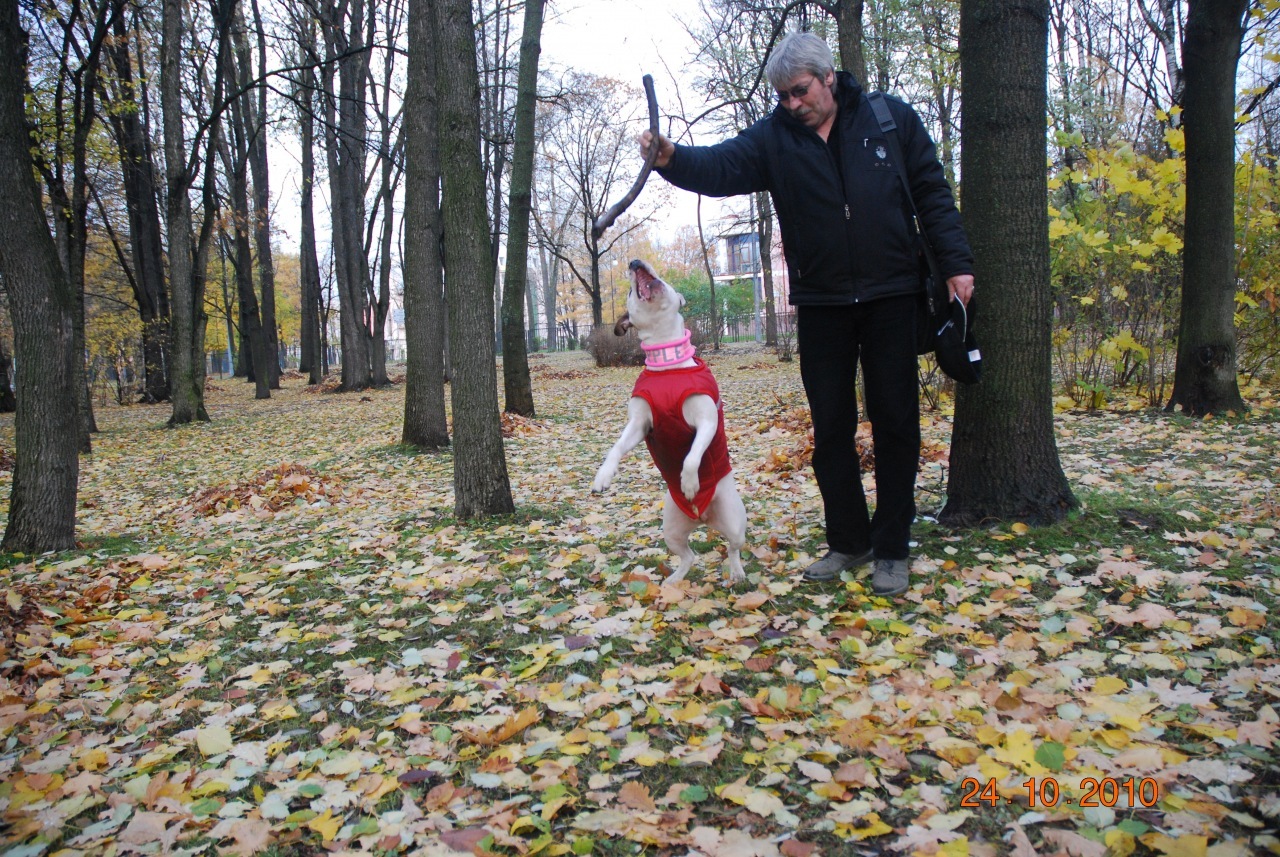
[614,259,685,336]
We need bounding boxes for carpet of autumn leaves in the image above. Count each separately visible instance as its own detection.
[1,345,1278,857]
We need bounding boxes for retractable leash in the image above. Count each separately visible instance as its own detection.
[593,75,661,239]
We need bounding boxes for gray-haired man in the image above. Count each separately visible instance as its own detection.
[640,31,973,596]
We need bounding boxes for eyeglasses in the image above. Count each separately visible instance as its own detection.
[776,76,819,104]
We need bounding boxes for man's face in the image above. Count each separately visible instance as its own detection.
[776,69,836,129]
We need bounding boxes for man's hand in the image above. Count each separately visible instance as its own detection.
[639,130,675,169]
[947,274,974,307]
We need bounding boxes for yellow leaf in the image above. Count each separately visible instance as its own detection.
[838,813,893,840]
[1151,226,1184,253]
[976,755,1011,781]
[541,795,575,821]
[196,725,234,757]
[634,749,665,766]
[1093,676,1128,695]
[307,809,343,842]
[671,700,706,723]
[263,702,299,721]
[1140,833,1208,857]
[939,838,970,857]
[519,658,550,679]
[463,706,541,746]
[1011,522,1030,535]
[1107,830,1137,857]
[79,748,109,771]
[6,591,21,611]
[926,811,973,831]
[1097,729,1132,749]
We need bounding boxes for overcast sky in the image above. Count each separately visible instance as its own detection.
[268,0,734,263]
[540,0,733,240]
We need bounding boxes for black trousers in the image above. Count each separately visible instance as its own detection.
[797,296,919,560]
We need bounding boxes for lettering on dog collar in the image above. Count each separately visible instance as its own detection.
[642,329,695,368]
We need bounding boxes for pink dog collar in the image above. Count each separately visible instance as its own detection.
[643,329,695,368]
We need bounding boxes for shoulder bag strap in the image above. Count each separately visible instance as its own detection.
[866,91,945,319]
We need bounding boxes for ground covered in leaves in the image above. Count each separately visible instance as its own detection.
[1,346,1278,857]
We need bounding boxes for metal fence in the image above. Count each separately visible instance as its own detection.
[523,310,797,353]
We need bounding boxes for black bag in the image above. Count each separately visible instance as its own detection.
[867,92,981,384]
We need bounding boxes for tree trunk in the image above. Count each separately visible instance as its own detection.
[0,0,80,551]
[500,0,545,417]
[371,155,393,388]
[402,0,450,448]
[435,0,514,517]
[835,0,867,84]
[321,0,373,390]
[538,241,558,351]
[1165,0,1247,416]
[756,190,778,347]
[247,0,280,388]
[163,0,209,424]
[295,24,323,385]
[697,197,720,351]
[369,48,399,389]
[226,27,270,401]
[0,340,16,412]
[106,13,170,403]
[941,0,1076,525]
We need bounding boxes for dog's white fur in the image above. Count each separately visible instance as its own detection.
[591,260,747,584]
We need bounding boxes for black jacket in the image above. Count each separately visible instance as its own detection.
[657,72,973,306]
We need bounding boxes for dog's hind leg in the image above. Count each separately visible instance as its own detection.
[661,495,698,583]
[705,476,747,585]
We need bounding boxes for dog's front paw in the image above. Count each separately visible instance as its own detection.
[680,467,700,503]
[591,465,614,493]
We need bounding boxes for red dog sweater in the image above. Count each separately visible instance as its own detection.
[631,358,733,519]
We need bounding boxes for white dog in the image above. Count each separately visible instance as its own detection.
[591,260,747,584]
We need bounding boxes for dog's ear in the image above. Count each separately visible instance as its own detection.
[613,313,632,336]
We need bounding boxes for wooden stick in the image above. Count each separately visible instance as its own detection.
[592,75,660,239]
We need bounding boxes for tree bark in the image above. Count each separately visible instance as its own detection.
[163,0,210,424]
[226,16,270,400]
[294,18,324,385]
[1165,0,1247,416]
[35,0,113,450]
[320,0,373,390]
[941,0,1076,525]
[0,0,80,551]
[835,0,867,84]
[0,340,16,412]
[368,19,402,390]
[500,0,545,417]
[402,0,450,448]
[435,0,514,517]
[105,13,170,403]
[247,0,280,388]
[756,190,778,347]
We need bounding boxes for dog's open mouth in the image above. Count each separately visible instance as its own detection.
[630,260,658,302]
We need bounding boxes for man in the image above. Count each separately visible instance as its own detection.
[640,31,973,596]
